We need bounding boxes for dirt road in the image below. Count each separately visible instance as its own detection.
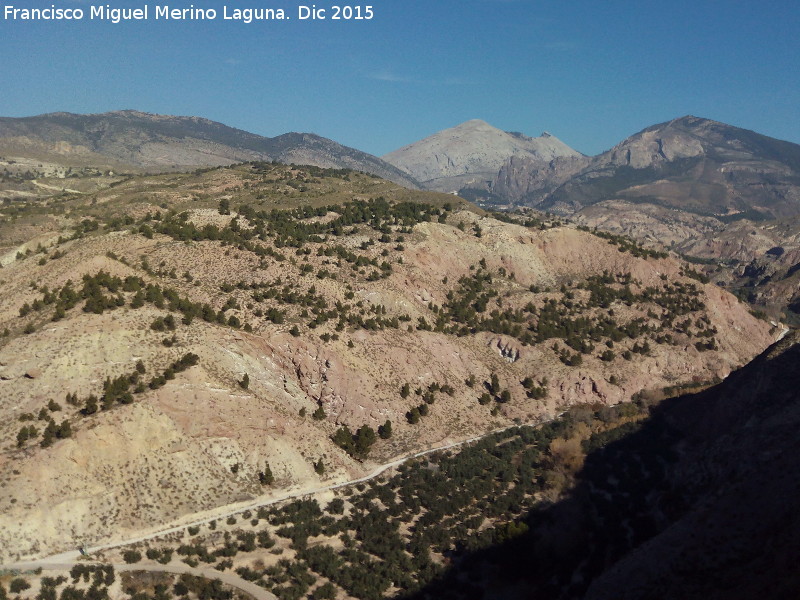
[0,417,555,583]
[77,422,525,556]
[4,561,277,600]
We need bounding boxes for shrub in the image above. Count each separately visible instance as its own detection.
[9,579,30,593]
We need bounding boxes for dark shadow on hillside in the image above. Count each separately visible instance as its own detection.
[397,333,800,600]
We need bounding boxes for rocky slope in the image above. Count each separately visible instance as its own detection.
[491,154,591,204]
[382,119,581,193]
[0,163,775,562]
[568,204,800,321]
[509,117,800,320]
[680,217,800,322]
[581,330,800,600]
[0,111,420,188]
[539,115,800,218]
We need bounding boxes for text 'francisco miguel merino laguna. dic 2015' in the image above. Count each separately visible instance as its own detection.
[3,5,375,23]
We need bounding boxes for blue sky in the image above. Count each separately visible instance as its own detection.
[1,0,798,156]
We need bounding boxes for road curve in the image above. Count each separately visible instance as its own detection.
[7,562,277,600]
[116,563,278,600]
[1,416,557,571]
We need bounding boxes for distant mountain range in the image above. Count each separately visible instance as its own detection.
[4,109,800,317]
[538,115,800,218]
[380,117,800,320]
[0,110,420,189]
[6,111,798,223]
[382,116,800,221]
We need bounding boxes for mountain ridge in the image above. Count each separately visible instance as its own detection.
[492,114,800,217]
[0,110,421,188]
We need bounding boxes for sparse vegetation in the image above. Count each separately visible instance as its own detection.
[102,401,653,600]
[0,159,768,573]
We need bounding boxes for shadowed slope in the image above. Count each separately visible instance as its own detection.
[400,331,800,600]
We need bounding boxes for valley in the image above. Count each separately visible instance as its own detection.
[0,110,797,600]
[0,158,774,563]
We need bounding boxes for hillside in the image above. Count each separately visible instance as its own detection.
[382,119,581,193]
[539,115,800,218]
[584,329,800,599]
[402,330,800,600]
[486,117,800,321]
[0,111,420,188]
[0,163,775,563]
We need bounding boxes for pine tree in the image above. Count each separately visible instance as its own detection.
[406,407,421,424]
[82,395,99,416]
[56,420,72,439]
[41,419,57,447]
[16,427,31,447]
[332,426,354,454]
[489,373,500,395]
[354,425,376,457]
[259,463,274,485]
[378,420,393,439]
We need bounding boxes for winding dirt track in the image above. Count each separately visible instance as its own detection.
[3,562,278,600]
[31,180,86,194]
[0,419,554,598]
[115,563,278,600]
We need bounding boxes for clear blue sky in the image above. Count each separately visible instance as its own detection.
[1,0,798,156]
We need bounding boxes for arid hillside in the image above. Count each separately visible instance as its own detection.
[0,111,419,188]
[571,205,800,322]
[382,115,800,321]
[0,163,776,562]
